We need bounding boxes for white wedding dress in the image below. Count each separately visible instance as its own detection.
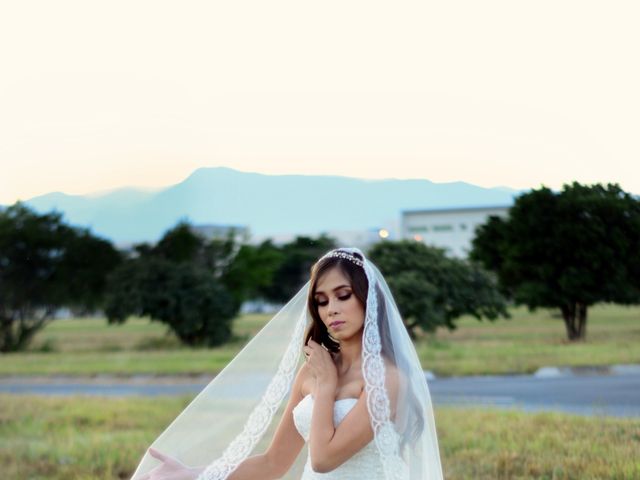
[292,394,385,480]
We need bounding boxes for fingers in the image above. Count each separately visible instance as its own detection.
[148,447,168,462]
[305,340,314,355]
[308,339,330,351]
[307,341,330,357]
[306,339,323,352]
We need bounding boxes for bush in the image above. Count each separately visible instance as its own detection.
[105,258,237,347]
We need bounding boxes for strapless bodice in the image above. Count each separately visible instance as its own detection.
[292,394,385,479]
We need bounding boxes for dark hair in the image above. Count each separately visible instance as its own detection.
[305,250,396,363]
[305,250,368,353]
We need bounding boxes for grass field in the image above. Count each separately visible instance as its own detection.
[0,303,638,377]
[1,394,638,479]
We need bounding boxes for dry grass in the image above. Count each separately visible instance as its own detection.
[1,394,638,479]
[0,304,638,377]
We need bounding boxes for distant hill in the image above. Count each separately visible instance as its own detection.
[11,167,521,244]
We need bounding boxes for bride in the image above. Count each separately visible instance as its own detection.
[133,248,443,480]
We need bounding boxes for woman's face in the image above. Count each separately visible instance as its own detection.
[313,266,366,342]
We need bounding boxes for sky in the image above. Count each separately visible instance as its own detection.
[1,0,639,204]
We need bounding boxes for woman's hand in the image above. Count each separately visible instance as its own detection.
[137,448,204,480]
[303,339,338,390]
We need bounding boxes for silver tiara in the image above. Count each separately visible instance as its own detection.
[324,250,365,267]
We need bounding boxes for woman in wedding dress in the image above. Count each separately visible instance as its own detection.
[134,248,443,480]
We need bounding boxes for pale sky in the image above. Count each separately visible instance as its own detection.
[1,0,639,204]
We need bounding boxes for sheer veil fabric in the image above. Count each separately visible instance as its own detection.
[130,247,444,480]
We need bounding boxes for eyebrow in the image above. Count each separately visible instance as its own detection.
[314,284,351,295]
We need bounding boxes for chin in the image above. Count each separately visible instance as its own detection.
[336,331,357,342]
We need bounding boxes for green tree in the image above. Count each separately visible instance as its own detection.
[368,240,509,337]
[105,220,252,346]
[261,235,337,302]
[152,220,241,280]
[152,220,205,264]
[0,202,122,351]
[471,182,640,341]
[104,257,236,346]
[222,240,284,305]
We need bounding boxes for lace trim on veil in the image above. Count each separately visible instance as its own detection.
[362,262,409,480]
[197,308,307,480]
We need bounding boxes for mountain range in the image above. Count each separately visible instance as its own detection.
[11,167,522,245]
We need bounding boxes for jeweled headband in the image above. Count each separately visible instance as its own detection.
[321,249,365,267]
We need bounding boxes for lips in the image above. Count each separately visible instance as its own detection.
[329,320,345,328]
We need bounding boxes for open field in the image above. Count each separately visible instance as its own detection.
[0,303,638,377]
[1,394,638,479]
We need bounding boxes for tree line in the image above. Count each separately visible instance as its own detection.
[1,181,638,352]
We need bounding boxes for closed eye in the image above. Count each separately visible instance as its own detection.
[315,292,352,307]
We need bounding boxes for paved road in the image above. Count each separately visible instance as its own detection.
[1,372,639,417]
[428,373,640,417]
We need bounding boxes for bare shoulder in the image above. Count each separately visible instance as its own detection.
[382,359,402,419]
[383,360,401,395]
[360,358,401,402]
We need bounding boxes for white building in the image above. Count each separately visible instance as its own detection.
[250,227,396,251]
[401,205,511,258]
[320,228,396,251]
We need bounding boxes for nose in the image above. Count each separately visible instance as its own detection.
[327,297,340,317]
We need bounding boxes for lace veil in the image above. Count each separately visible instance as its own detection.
[130,247,443,480]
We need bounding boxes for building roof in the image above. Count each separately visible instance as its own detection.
[402,204,511,215]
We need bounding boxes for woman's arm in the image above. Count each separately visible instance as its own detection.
[225,363,308,480]
[139,445,295,480]
[223,452,287,480]
[305,341,400,474]
[144,365,309,480]
[308,380,341,473]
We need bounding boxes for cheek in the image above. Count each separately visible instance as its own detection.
[346,300,365,324]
